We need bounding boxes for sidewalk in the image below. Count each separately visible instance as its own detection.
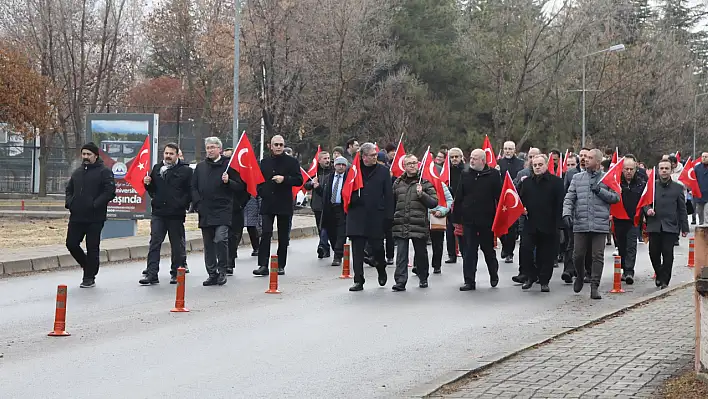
[0,214,317,276]
[430,285,694,399]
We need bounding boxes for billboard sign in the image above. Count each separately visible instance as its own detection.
[86,114,159,219]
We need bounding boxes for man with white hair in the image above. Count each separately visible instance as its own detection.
[452,148,502,291]
[563,148,620,299]
[498,141,525,264]
[191,137,245,286]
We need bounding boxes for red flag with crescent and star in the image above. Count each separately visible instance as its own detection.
[390,140,406,178]
[342,152,364,212]
[306,145,321,178]
[292,167,311,199]
[679,157,701,199]
[124,136,151,197]
[492,171,524,236]
[600,157,630,220]
[440,151,450,185]
[482,135,497,168]
[422,151,447,207]
[227,133,265,197]
[635,167,656,225]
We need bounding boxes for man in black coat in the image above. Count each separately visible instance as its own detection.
[304,150,333,258]
[613,155,646,285]
[517,154,565,292]
[65,142,116,288]
[452,149,502,291]
[445,147,466,263]
[346,143,394,292]
[644,159,689,289]
[191,137,245,286]
[140,143,193,285]
[497,141,526,264]
[314,156,349,266]
[253,135,304,276]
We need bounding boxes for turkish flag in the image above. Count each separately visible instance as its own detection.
[390,140,406,178]
[562,149,570,173]
[422,151,447,207]
[492,171,524,236]
[292,167,311,199]
[676,151,681,164]
[634,167,655,225]
[342,152,364,213]
[124,136,151,197]
[611,148,618,166]
[306,145,321,178]
[440,151,450,185]
[227,133,265,197]
[548,154,556,176]
[679,157,701,199]
[600,158,630,220]
[482,135,497,168]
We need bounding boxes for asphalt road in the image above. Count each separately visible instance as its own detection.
[0,235,696,398]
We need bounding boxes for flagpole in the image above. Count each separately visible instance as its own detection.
[389,132,405,170]
[419,146,430,184]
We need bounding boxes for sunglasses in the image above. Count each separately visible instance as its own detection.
[272,143,284,147]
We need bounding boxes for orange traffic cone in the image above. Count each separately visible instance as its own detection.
[688,237,695,268]
[340,244,352,279]
[170,267,189,312]
[48,285,70,336]
[266,255,281,294]
[609,256,624,293]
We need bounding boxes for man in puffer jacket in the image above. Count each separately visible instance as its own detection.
[563,148,620,300]
[391,154,438,291]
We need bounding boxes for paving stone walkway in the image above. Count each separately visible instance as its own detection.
[433,286,695,399]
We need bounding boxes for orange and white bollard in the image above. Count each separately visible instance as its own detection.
[339,244,352,279]
[170,267,189,312]
[609,255,624,294]
[265,255,281,294]
[688,237,695,268]
[48,285,70,336]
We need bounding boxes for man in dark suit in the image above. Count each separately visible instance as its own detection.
[346,143,394,291]
[517,154,565,292]
[314,156,349,266]
[253,135,304,276]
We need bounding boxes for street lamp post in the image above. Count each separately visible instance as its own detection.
[581,44,625,147]
[232,0,241,149]
[694,92,708,159]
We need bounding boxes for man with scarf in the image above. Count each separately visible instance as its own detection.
[140,143,193,285]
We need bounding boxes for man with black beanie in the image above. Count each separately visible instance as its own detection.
[253,135,304,276]
[65,142,116,288]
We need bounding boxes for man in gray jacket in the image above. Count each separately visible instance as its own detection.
[562,149,620,300]
[645,159,689,289]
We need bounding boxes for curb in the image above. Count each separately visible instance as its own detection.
[405,280,696,398]
[0,226,318,277]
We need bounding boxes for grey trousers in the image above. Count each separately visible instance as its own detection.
[573,232,606,286]
[395,237,429,286]
[202,225,230,276]
[696,202,707,225]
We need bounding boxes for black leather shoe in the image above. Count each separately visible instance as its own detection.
[139,274,159,285]
[561,272,572,284]
[490,273,499,288]
[625,274,634,285]
[216,272,227,285]
[419,280,428,288]
[277,267,285,276]
[574,274,584,293]
[317,246,325,259]
[386,258,394,265]
[522,279,534,290]
[433,267,441,274]
[512,274,526,284]
[392,284,406,292]
[541,284,550,292]
[331,258,342,267]
[169,275,178,284]
[445,258,456,264]
[203,276,219,286]
[225,268,234,276]
[377,266,388,286]
[349,283,364,292]
[459,283,476,291]
[252,266,268,276]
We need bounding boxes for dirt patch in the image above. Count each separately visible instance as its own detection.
[0,215,200,250]
[660,371,708,399]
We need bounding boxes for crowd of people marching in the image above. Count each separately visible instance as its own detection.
[64,135,699,300]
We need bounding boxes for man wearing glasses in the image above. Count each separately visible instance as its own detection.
[253,135,304,276]
[345,142,394,291]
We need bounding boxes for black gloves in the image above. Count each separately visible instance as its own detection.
[563,215,573,229]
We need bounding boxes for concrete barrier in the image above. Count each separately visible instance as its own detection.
[696,226,708,375]
[0,225,317,277]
